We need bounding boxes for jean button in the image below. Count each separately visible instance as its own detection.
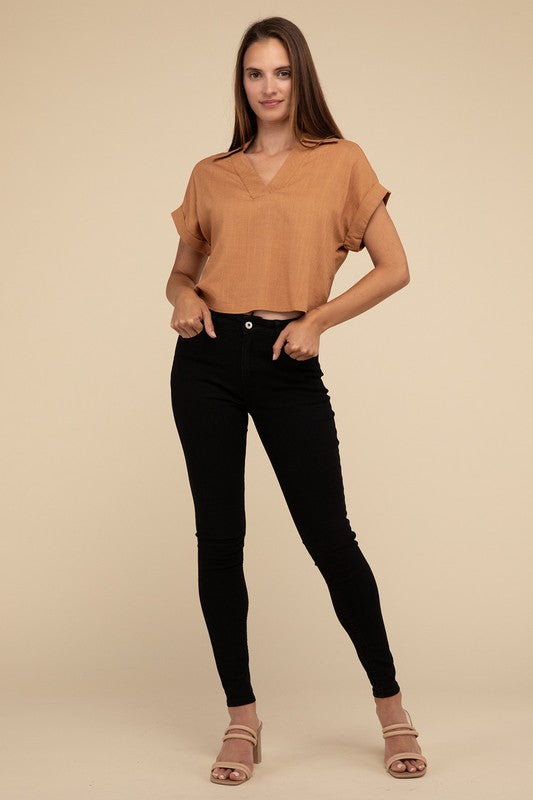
[245,321,253,329]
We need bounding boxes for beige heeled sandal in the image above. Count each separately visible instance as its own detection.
[210,721,262,785]
[381,708,427,778]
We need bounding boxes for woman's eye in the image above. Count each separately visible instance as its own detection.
[247,71,291,79]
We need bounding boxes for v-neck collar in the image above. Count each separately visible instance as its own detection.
[213,135,339,199]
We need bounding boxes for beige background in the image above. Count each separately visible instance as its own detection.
[2,0,532,797]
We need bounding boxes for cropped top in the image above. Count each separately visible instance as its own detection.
[170,135,391,313]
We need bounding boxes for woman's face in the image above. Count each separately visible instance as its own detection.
[242,37,292,124]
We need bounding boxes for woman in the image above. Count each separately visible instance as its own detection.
[165,16,427,785]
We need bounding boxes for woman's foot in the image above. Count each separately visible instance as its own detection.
[374,692,426,775]
[211,702,261,783]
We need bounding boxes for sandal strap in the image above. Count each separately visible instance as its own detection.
[225,723,258,736]
[211,760,252,779]
[223,723,258,745]
[385,752,427,770]
[382,722,419,738]
[225,723,258,735]
[223,732,257,744]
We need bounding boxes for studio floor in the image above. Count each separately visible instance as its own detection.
[2,683,530,800]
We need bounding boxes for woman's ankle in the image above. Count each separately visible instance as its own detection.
[374,690,402,705]
[374,692,404,715]
[227,701,259,722]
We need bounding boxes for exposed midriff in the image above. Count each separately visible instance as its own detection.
[247,309,304,320]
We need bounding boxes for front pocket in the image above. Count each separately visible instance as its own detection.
[279,348,323,376]
[281,348,318,364]
[178,327,206,342]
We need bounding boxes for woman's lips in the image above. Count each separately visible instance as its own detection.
[260,100,282,107]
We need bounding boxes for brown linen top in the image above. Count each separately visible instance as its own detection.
[170,136,391,313]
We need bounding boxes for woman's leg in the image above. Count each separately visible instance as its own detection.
[171,326,264,782]
[170,333,256,708]
[249,343,425,773]
[249,352,400,697]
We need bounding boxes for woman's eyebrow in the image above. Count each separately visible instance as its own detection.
[243,65,291,71]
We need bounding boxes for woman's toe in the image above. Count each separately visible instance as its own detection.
[229,769,245,780]
[213,768,228,779]
[391,759,407,772]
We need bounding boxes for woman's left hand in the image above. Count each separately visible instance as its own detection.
[272,314,322,361]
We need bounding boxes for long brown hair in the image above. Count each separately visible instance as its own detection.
[227,16,344,152]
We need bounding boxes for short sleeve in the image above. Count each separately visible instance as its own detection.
[170,165,211,256]
[342,144,391,253]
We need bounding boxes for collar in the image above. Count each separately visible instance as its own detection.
[212,135,340,161]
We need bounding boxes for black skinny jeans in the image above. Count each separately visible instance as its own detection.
[170,309,400,707]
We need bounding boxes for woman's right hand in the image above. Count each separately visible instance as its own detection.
[170,287,216,338]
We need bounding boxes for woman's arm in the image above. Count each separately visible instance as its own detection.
[165,239,208,306]
[306,201,410,333]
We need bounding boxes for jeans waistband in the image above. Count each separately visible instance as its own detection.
[208,308,297,330]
